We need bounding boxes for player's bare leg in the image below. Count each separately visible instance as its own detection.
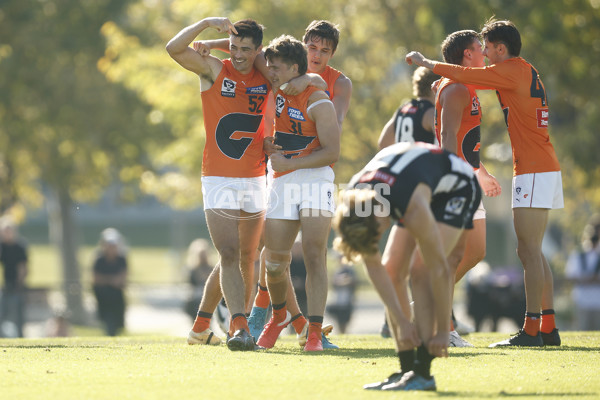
[300,209,332,351]
[257,218,299,348]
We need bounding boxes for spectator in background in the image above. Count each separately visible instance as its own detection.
[326,257,357,334]
[92,228,128,336]
[183,239,214,320]
[46,310,71,337]
[0,217,29,338]
[566,214,600,330]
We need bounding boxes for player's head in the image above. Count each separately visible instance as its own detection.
[441,30,484,67]
[232,19,264,49]
[265,35,308,86]
[481,18,521,58]
[333,189,389,262]
[582,214,600,251]
[229,19,264,73]
[303,20,340,54]
[412,66,440,98]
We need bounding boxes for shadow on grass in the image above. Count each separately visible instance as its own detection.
[437,391,595,397]
[541,346,600,352]
[259,347,396,359]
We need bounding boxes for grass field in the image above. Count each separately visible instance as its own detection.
[1,332,598,400]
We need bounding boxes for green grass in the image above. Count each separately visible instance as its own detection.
[1,332,598,399]
[26,245,184,288]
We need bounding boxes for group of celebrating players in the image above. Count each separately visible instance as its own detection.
[166,15,562,391]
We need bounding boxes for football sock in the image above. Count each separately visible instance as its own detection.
[414,345,434,379]
[254,284,270,309]
[523,312,541,336]
[231,313,249,334]
[540,309,557,333]
[450,309,456,331]
[192,311,212,333]
[307,315,323,337]
[398,349,415,373]
[272,301,287,322]
[290,314,308,334]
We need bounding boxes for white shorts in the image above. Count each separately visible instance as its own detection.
[512,171,564,209]
[201,176,267,213]
[267,166,335,220]
[473,200,486,220]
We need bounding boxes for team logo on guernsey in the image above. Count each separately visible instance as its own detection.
[275,94,285,117]
[287,107,306,121]
[221,78,236,97]
[471,96,481,116]
[246,84,268,95]
[444,197,466,217]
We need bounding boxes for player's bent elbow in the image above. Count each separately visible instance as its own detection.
[165,41,182,57]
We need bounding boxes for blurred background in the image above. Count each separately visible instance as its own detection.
[1,0,599,338]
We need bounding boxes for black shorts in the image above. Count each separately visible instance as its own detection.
[430,177,481,229]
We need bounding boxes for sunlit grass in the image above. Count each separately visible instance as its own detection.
[0,332,598,400]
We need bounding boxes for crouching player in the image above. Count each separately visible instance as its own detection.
[333,142,481,391]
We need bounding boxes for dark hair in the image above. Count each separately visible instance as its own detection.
[264,35,308,75]
[441,30,481,65]
[481,18,521,57]
[233,19,264,49]
[412,66,440,98]
[303,20,340,54]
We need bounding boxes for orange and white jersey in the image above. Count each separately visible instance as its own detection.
[434,78,482,169]
[272,86,324,178]
[319,65,342,100]
[434,58,560,175]
[200,59,271,178]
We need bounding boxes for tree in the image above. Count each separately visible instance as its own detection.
[0,0,173,322]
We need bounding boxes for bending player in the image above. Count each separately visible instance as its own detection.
[333,142,481,390]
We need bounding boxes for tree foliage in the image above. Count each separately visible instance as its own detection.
[3,0,599,250]
[0,0,174,320]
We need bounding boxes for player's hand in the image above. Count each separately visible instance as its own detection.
[263,137,282,156]
[405,51,425,66]
[269,152,290,172]
[427,331,449,358]
[206,17,238,35]
[282,79,304,96]
[476,169,502,197]
[193,41,211,56]
[431,79,441,94]
[397,319,422,349]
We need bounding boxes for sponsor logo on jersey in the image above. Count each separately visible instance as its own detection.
[221,78,236,98]
[471,96,481,116]
[246,84,268,95]
[400,104,418,114]
[536,108,549,128]
[275,94,285,117]
[359,170,396,186]
[287,107,306,121]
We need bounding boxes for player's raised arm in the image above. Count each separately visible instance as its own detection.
[405,51,438,70]
[166,17,237,77]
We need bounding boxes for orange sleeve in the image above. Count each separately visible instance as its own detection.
[434,62,519,91]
